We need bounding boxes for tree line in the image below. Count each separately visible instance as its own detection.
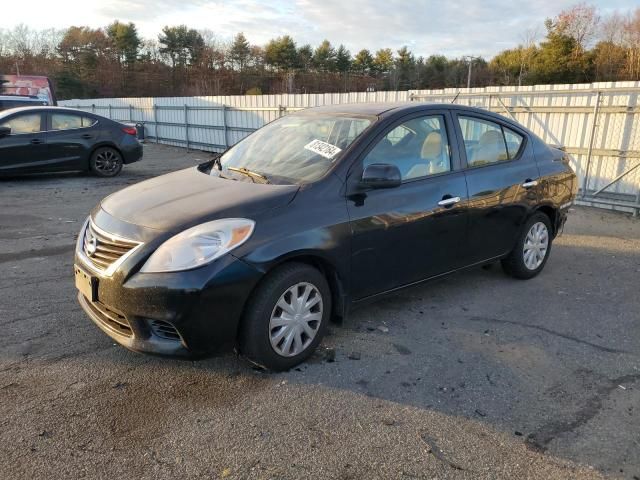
[1,3,639,100]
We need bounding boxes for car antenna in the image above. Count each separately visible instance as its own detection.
[451,91,461,104]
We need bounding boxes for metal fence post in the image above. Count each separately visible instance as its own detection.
[581,91,602,199]
[92,104,96,114]
[184,104,190,151]
[129,104,133,122]
[222,105,228,149]
[152,102,158,143]
[108,104,112,120]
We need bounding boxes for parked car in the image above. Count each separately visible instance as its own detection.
[0,106,142,177]
[0,94,48,111]
[74,103,577,370]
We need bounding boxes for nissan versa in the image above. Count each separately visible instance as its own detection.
[74,103,577,370]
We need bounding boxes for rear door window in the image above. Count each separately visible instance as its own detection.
[51,113,84,130]
[458,116,526,167]
[503,128,524,158]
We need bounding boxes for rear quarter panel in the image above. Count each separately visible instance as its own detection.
[532,138,578,210]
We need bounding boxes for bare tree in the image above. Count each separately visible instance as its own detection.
[517,28,539,86]
[591,12,626,80]
[623,8,640,79]
[555,3,600,52]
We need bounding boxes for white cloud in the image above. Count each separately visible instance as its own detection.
[2,0,638,57]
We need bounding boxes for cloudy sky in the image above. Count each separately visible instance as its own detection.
[3,0,637,57]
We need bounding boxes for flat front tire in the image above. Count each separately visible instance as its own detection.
[501,212,553,280]
[239,262,331,371]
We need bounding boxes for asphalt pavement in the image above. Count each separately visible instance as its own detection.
[1,144,639,479]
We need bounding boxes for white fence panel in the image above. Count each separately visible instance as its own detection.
[61,81,640,214]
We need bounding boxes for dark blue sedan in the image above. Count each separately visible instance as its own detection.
[0,106,142,177]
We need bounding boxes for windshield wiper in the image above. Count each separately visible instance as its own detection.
[226,166,270,184]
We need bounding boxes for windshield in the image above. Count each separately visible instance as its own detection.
[213,113,373,184]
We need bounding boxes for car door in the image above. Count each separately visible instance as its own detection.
[346,111,469,299]
[453,113,540,264]
[0,111,48,173]
[46,112,98,170]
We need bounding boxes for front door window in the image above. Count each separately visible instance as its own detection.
[363,115,452,181]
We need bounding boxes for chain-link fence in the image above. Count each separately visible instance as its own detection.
[62,82,640,215]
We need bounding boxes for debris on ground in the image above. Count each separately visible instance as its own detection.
[322,347,336,363]
[393,343,412,355]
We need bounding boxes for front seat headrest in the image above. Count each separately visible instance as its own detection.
[421,131,442,160]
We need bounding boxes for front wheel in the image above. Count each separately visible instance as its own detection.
[90,147,123,177]
[239,263,331,371]
[501,212,552,279]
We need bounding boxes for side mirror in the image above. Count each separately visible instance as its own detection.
[360,163,402,189]
[0,126,11,138]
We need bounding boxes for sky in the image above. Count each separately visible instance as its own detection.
[2,0,638,58]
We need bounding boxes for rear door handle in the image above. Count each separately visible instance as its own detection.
[81,134,93,139]
[438,196,461,207]
[522,179,539,188]
[30,139,43,145]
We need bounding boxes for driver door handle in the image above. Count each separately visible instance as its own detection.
[81,134,93,139]
[438,196,461,207]
[522,179,539,188]
[30,139,43,145]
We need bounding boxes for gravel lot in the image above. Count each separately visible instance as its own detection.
[1,144,639,479]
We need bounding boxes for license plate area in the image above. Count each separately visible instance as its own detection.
[75,265,98,302]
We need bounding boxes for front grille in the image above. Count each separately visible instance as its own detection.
[149,320,181,341]
[81,294,133,337]
[82,221,139,272]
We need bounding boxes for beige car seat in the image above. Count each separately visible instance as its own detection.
[406,131,447,179]
[471,130,507,166]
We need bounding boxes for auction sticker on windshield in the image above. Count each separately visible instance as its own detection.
[304,139,342,160]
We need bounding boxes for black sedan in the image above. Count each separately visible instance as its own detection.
[74,103,577,370]
[0,106,142,177]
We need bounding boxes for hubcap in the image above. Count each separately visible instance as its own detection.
[269,282,323,357]
[523,222,549,270]
[95,150,120,173]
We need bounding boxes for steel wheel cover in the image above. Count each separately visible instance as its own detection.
[523,221,549,270]
[269,282,323,357]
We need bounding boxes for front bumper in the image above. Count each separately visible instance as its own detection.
[76,253,263,357]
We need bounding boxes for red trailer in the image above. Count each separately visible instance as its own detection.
[0,75,57,106]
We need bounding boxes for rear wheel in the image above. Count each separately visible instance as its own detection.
[90,147,123,177]
[239,263,331,371]
[501,212,552,279]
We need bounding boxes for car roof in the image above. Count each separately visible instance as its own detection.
[298,102,532,135]
[0,95,42,101]
[0,106,96,117]
[298,102,502,118]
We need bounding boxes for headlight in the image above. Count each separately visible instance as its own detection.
[140,218,255,273]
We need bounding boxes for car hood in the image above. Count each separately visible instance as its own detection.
[99,167,299,231]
